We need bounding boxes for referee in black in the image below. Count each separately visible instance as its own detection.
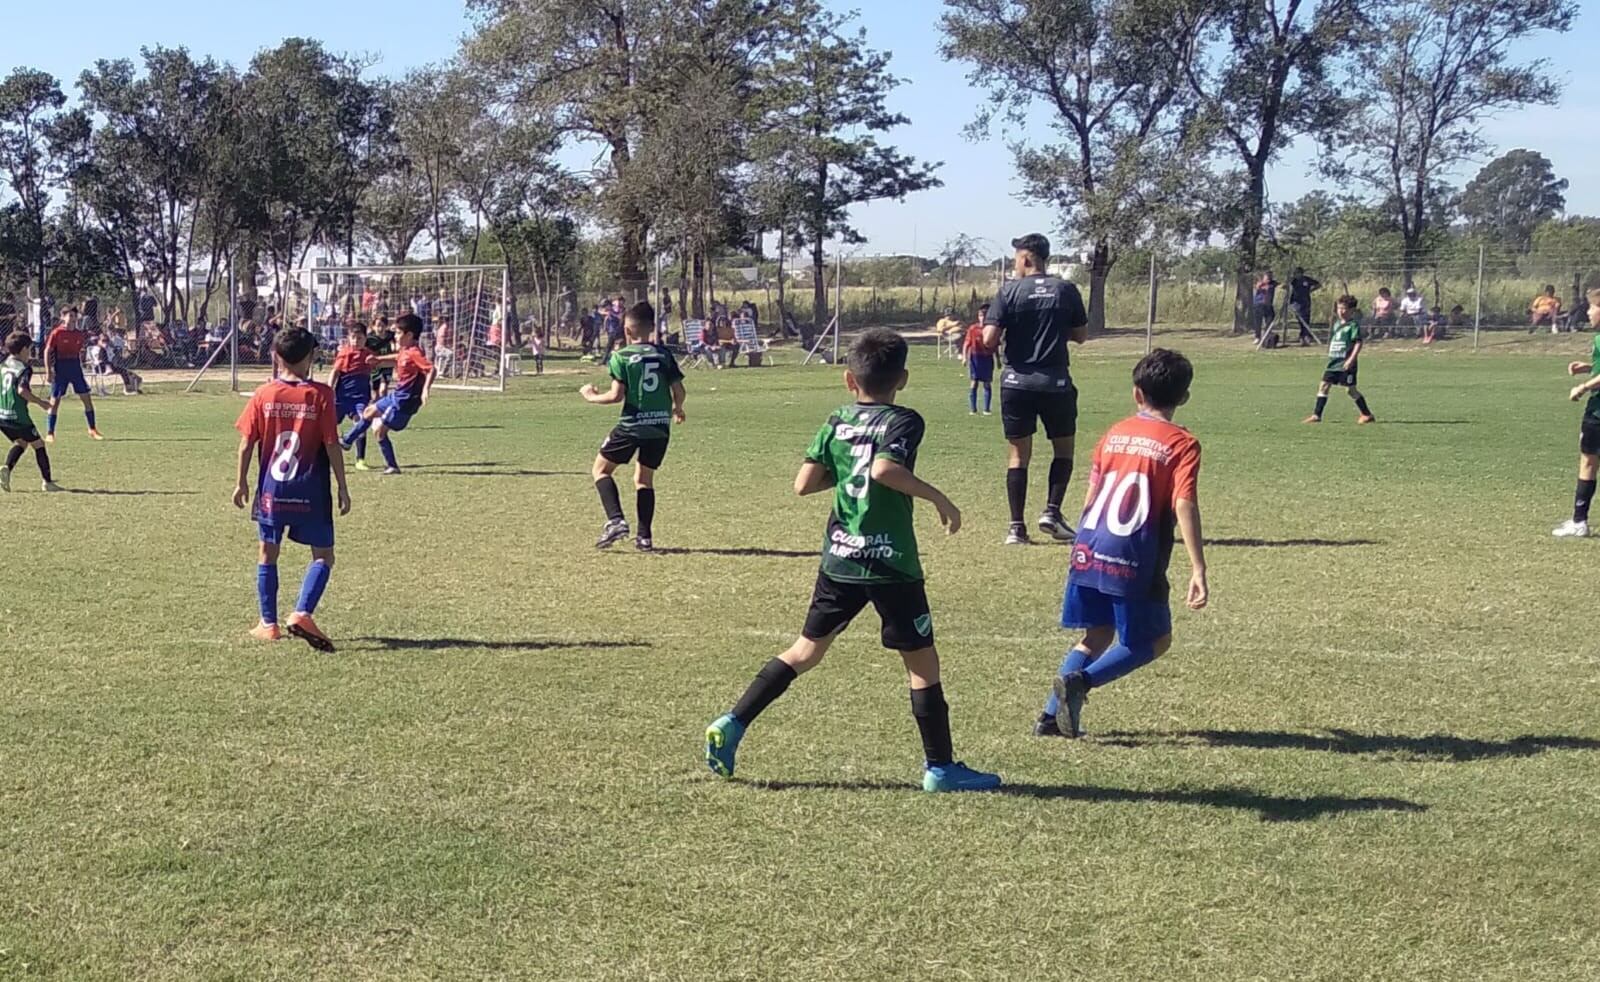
[982,233,1089,545]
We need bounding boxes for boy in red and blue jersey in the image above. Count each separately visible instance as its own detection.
[1036,348,1209,738]
[44,305,103,443]
[326,322,395,472]
[339,314,435,475]
[234,327,351,652]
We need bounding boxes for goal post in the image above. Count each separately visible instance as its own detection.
[285,264,511,393]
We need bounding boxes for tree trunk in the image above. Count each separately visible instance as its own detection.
[1086,241,1114,335]
[691,249,706,319]
[1233,168,1267,333]
[811,234,826,331]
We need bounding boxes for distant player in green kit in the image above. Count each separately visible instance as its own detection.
[0,333,62,492]
[1304,294,1376,424]
[703,328,1001,793]
[580,301,685,552]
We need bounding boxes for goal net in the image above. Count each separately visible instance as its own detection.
[284,264,510,392]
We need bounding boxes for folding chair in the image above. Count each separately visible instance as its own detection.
[733,318,768,367]
[679,319,710,368]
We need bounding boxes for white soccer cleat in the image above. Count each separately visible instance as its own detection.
[1552,519,1589,538]
[41,481,63,493]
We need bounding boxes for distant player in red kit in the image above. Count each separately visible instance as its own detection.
[339,313,434,475]
[1035,348,1209,738]
[234,327,351,651]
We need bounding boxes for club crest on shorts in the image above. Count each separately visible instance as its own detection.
[914,613,932,637]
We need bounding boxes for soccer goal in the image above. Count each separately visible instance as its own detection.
[285,264,511,392]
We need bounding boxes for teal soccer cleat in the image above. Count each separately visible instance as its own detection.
[922,761,1002,793]
[705,714,745,778]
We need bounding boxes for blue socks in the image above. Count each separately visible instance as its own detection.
[85,408,96,430]
[354,434,367,460]
[378,436,399,470]
[46,412,57,435]
[295,560,331,616]
[1043,648,1093,716]
[983,385,992,413]
[343,417,373,447]
[969,386,977,413]
[1084,642,1158,688]
[257,564,279,624]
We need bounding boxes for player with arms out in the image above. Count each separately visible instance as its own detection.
[1553,299,1600,538]
[0,333,62,492]
[984,233,1090,545]
[339,314,434,475]
[233,328,351,651]
[1036,349,1208,738]
[1304,294,1376,424]
[580,301,685,552]
[326,322,394,472]
[704,328,1001,793]
[44,305,103,443]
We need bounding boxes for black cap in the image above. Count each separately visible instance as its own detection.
[1011,233,1050,262]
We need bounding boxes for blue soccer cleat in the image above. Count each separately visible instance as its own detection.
[923,761,1002,793]
[705,714,745,778]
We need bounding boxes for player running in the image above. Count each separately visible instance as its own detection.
[580,301,685,552]
[704,328,1002,793]
[984,233,1089,545]
[1036,348,1208,738]
[0,333,62,492]
[44,305,103,443]
[326,322,394,472]
[339,314,435,475]
[1305,294,1376,424]
[962,303,994,416]
[233,327,351,652]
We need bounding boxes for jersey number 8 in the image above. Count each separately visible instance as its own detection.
[269,431,302,482]
[1080,470,1150,536]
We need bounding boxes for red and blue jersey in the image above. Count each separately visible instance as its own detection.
[235,378,338,528]
[330,345,377,406]
[392,345,434,412]
[45,326,87,362]
[1069,414,1201,599]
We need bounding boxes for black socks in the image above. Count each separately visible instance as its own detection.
[910,684,953,766]
[595,475,624,522]
[636,488,656,538]
[34,447,50,481]
[731,658,798,726]
[1046,457,1073,513]
[1354,394,1373,417]
[1312,395,1328,419]
[1006,467,1028,524]
[1577,479,1596,523]
[4,445,21,470]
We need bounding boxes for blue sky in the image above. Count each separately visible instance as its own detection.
[1,0,1594,258]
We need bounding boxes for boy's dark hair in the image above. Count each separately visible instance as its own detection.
[273,327,317,365]
[394,313,423,338]
[626,301,655,335]
[848,327,909,394]
[1337,294,1359,311]
[5,332,31,356]
[346,321,368,335]
[1132,348,1192,410]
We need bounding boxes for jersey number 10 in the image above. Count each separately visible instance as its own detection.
[1081,470,1150,536]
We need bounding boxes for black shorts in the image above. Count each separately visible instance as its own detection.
[0,421,41,444]
[599,428,670,469]
[1322,368,1358,388]
[1000,384,1078,440]
[1580,418,1600,456]
[801,571,934,652]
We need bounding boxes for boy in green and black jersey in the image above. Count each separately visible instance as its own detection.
[703,328,1001,794]
[581,301,685,552]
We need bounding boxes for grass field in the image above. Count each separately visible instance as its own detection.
[4,328,1600,980]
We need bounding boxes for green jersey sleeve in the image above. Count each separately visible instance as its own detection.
[607,351,627,383]
[805,421,833,468]
[875,411,924,468]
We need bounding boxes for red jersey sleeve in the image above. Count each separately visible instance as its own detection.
[44,328,59,357]
[234,390,264,442]
[408,347,434,375]
[330,349,353,374]
[1170,437,1201,503]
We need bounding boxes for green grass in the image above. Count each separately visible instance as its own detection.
[4,328,1600,980]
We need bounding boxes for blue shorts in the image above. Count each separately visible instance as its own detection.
[259,521,335,549]
[1061,582,1171,646]
[336,399,368,423]
[968,355,994,382]
[374,393,416,432]
[51,361,89,397]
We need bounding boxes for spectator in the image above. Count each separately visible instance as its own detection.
[714,314,738,368]
[528,328,545,375]
[1396,286,1425,337]
[578,306,597,354]
[435,317,457,377]
[1422,306,1446,344]
[1371,287,1397,332]
[361,283,377,316]
[1287,267,1320,346]
[188,321,208,364]
[1530,284,1563,332]
[1252,271,1278,340]
[739,299,758,336]
[135,286,156,329]
[936,308,964,355]
[599,300,624,359]
[1449,304,1468,328]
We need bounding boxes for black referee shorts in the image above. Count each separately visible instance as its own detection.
[1000,384,1078,440]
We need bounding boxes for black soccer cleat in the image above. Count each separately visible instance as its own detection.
[1038,511,1076,542]
[1004,523,1031,546]
[1052,672,1090,738]
[1034,714,1070,738]
[634,536,654,553]
[595,519,630,549]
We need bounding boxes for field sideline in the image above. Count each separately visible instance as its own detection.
[3,330,1599,980]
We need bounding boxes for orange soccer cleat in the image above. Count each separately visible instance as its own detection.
[88,429,105,441]
[1357,414,1376,425]
[286,612,336,653]
[250,621,283,642]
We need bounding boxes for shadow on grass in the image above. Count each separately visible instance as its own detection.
[64,488,200,496]
[654,547,813,558]
[352,636,648,652]
[420,469,582,478]
[743,778,1423,822]
[405,461,505,469]
[1095,728,1600,762]
[1376,420,1471,426]
[106,437,217,443]
[425,425,507,431]
[1205,537,1379,548]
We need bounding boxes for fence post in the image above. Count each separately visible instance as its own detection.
[1146,253,1158,354]
[833,249,842,365]
[228,260,238,393]
[1473,244,1485,352]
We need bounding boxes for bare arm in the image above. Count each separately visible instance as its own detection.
[232,437,255,509]
[794,460,835,496]
[871,459,961,534]
[327,438,350,515]
[1176,498,1208,610]
[1344,340,1363,369]
[19,380,49,411]
[420,367,437,405]
[580,379,626,405]
[670,380,686,422]
[1069,323,1089,344]
[981,324,1001,351]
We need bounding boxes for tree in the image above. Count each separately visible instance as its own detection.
[0,69,87,301]
[1336,0,1576,285]
[941,0,1208,332]
[1459,149,1568,252]
[1163,0,1361,331]
[767,8,940,327]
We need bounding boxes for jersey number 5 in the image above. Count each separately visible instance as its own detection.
[269,431,302,482]
[640,361,660,393]
[1081,470,1150,536]
[843,439,873,499]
